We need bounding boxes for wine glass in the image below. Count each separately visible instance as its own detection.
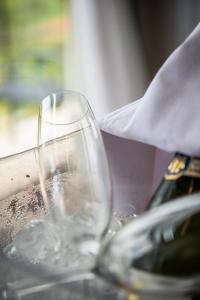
[36,90,112,268]
[97,192,200,298]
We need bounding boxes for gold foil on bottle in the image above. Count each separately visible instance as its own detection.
[165,155,200,180]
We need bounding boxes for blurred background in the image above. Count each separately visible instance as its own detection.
[0,0,199,157]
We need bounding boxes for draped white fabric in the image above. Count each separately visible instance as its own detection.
[100,24,200,213]
[100,23,200,156]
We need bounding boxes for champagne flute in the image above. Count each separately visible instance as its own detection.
[36,90,112,268]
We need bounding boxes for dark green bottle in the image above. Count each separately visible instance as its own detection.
[147,153,200,210]
[133,153,200,278]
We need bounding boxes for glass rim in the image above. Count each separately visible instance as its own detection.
[39,90,92,126]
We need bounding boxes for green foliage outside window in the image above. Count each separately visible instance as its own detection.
[0,0,67,131]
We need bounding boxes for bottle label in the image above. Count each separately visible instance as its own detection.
[164,154,200,180]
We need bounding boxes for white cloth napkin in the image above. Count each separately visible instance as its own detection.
[101,23,200,156]
[100,23,200,214]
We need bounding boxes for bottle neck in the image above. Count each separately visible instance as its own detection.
[165,153,200,180]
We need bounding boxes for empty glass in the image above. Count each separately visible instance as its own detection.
[97,192,200,299]
[34,90,112,273]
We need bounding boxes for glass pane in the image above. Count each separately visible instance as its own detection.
[0,0,68,157]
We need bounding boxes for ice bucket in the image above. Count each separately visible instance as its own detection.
[1,145,198,300]
[0,146,123,300]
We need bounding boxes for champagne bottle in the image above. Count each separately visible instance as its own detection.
[147,153,200,209]
[133,153,200,278]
